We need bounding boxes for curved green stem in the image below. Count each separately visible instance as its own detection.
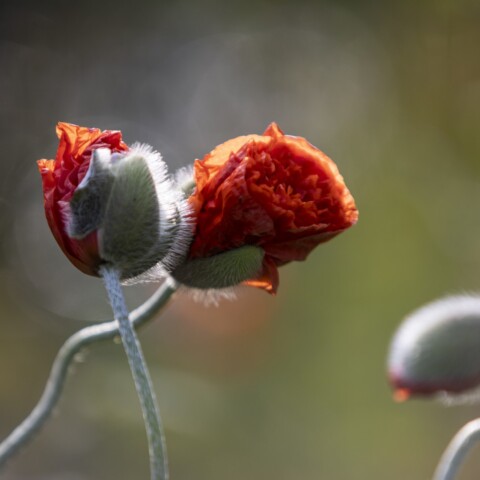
[0,279,176,470]
[434,418,480,480]
[100,265,168,480]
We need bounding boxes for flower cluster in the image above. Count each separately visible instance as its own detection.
[38,122,357,293]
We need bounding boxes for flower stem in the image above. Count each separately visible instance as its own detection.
[434,418,480,480]
[0,279,176,471]
[100,264,168,480]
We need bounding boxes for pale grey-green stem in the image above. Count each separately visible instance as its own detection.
[434,418,480,480]
[100,264,168,480]
[0,279,176,471]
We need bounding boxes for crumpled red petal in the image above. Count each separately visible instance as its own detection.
[37,123,128,276]
[188,122,358,294]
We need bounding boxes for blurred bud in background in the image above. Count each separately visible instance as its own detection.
[388,295,480,403]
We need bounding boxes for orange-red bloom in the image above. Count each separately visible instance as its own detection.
[37,123,128,275]
[188,123,358,293]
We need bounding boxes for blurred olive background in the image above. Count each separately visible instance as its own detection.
[1,0,480,479]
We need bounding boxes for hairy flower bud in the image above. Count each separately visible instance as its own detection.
[178,122,357,295]
[38,123,192,281]
[388,295,480,402]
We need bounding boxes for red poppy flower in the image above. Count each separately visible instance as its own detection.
[37,122,128,276]
[188,123,358,294]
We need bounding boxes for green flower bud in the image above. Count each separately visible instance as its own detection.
[67,145,192,281]
[388,295,480,402]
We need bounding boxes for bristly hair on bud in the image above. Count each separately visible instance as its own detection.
[174,165,195,196]
[121,143,194,284]
[388,294,480,404]
[185,286,238,307]
[170,245,266,306]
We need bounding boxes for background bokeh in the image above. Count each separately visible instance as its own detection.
[1,0,480,478]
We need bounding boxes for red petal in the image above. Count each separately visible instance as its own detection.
[188,122,358,293]
[243,256,279,294]
[37,123,128,276]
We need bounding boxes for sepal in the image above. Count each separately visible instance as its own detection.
[172,246,265,289]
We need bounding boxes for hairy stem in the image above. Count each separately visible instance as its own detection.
[100,264,168,480]
[0,279,176,470]
[434,418,480,480]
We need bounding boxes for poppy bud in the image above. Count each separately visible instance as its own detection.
[38,123,192,281]
[388,295,480,402]
[184,122,358,294]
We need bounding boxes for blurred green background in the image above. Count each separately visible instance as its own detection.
[1,0,480,478]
